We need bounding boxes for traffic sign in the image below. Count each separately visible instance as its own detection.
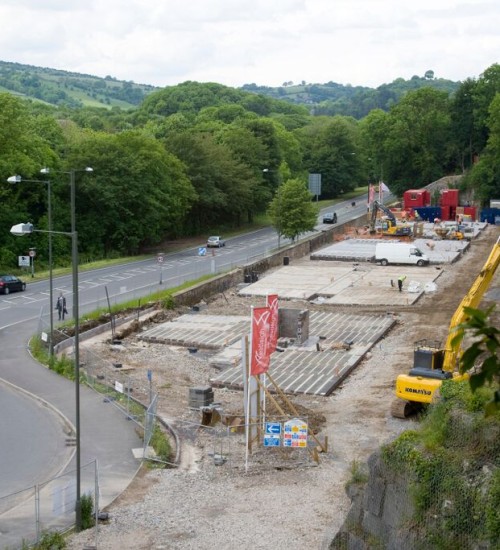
[157,254,165,264]
[28,249,36,258]
[263,422,282,448]
[265,422,281,435]
[308,173,321,196]
[18,255,30,267]
[198,247,207,256]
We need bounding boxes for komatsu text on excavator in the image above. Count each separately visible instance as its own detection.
[391,235,500,418]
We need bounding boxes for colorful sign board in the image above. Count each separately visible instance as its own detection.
[283,418,308,448]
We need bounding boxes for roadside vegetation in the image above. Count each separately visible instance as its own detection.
[381,380,500,548]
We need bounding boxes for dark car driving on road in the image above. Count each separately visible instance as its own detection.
[0,275,27,295]
[322,212,338,224]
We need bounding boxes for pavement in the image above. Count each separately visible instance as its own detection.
[0,317,142,548]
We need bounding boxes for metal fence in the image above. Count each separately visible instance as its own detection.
[0,460,98,550]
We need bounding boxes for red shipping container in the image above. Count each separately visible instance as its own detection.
[440,189,459,207]
[404,190,429,210]
[440,205,451,221]
[463,206,476,220]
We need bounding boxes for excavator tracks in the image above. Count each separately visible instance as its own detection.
[391,398,422,419]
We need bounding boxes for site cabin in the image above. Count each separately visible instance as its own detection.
[375,242,430,266]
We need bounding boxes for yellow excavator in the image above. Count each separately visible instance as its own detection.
[369,200,412,237]
[391,235,500,418]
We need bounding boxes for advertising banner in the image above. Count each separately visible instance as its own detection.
[250,306,271,375]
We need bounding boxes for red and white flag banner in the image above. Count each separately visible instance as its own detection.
[368,184,376,206]
[250,306,271,376]
[267,294,278,353]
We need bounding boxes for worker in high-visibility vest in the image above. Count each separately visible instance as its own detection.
[398,275,407,292]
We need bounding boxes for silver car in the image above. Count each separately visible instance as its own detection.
[207,236,226,248]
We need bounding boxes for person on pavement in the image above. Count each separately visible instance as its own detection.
[56,292,67,320]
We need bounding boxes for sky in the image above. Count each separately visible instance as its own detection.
[0,0,498,89]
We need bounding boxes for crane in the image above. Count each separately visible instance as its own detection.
[391,236,500,418]
[369,200,412,237]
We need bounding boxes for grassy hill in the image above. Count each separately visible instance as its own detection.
[0,60,461,118]
[0,60,160,109]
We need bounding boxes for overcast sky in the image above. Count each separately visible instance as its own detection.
[1,0,498,89]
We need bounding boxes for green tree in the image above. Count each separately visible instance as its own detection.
[60,130,196,255]
[359,108,391,183]
[452,306,500,416]
[165,132,259,232]
[464,92,500,203]
[267,178,318,242]
[298,116,361,197]
[382,88,452,194]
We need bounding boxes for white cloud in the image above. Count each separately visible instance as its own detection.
[0,0,498,88]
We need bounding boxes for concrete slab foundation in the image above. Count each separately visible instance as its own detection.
[210,311,397,396]
[239,262,445,305]
[138,314,249,350]
[310,237,469,264]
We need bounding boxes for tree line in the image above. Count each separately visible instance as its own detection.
[0,63,499,271]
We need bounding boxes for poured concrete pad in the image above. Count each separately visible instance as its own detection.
[239,262,445,305]
[310,237,469,264]
[210,311,397,396]
[321,265,445,306]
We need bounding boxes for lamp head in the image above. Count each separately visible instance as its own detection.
[7,175,22,183]
[10,222,34,236]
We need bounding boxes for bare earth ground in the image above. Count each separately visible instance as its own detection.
[67,227,500,550]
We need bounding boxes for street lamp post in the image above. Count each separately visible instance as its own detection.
[7,175,54,357]
[40,166,92,531]
[10,221,82,529]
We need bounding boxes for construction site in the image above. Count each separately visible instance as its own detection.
[69,198,500,550]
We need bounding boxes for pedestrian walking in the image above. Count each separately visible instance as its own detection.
[55,292,67,320]
[398,275,407,292]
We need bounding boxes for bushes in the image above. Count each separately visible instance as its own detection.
[381,380,500,547]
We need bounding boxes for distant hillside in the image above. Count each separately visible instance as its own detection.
[0,60,461,118]
[0,60,160,109]
[242,72,460,118]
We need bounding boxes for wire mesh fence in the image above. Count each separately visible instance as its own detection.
[0,461,98,550]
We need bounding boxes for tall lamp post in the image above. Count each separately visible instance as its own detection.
[40,166,92,532]
[7,175,54,357]
[10,221,82,529]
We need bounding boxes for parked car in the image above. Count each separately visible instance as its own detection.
[322,212,338,224]
[0,275,27,294]
[207,236,226,248]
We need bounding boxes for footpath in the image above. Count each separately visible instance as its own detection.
[0,316,141,547]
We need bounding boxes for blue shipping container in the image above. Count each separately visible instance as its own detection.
[480,208,500,224]
[414,207,442,221]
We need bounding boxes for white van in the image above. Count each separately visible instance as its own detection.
[375,242,430,266]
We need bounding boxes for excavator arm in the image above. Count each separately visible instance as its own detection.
[442,236,500,371]
[369,200,397,233]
